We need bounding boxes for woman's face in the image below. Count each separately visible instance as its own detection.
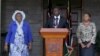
[15,13,22,23]
[83,14,90,22]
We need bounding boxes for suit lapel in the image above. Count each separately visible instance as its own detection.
[51,16,54,27]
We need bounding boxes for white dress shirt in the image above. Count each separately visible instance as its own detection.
[54,15,60,28]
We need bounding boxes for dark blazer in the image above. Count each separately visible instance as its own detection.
[44,16,69,28]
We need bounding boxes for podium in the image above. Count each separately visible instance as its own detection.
[40,28,69,56]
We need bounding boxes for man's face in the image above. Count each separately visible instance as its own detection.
[53,8,60,16]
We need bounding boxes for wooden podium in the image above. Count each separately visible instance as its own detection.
[40,28,69,56]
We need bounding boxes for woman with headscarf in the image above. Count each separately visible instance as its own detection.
[4,10,32,56]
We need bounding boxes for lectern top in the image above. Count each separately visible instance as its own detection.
[40,28,69,33]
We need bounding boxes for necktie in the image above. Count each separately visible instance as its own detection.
[53,17,58,28]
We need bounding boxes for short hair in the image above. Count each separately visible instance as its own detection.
[83,12,91,17]
[52,6,61,10]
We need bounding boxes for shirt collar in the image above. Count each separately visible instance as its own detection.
[54,15,60,19]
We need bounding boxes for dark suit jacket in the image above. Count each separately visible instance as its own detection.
[44,16,69,28]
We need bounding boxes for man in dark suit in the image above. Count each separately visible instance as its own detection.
[44,7,73,56]
[44,7,69,28]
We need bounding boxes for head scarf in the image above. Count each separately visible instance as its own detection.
[12,10,25,22]
[12,10,26,34]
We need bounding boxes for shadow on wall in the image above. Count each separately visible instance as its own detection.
[95,31,100,56]
[1,32,9,56]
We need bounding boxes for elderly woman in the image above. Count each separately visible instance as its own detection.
[4,10,32,56]
[77,12,96,56]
